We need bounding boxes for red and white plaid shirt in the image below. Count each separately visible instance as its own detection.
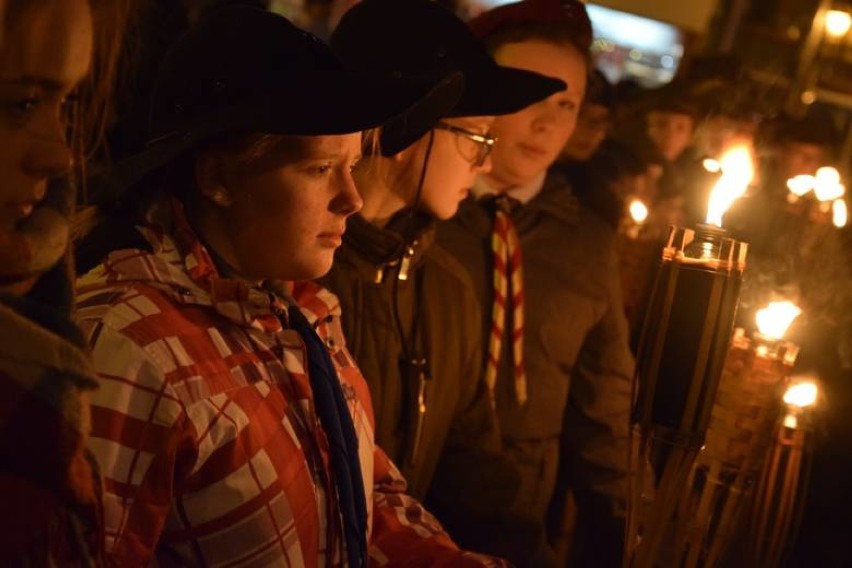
[75,205,504,567]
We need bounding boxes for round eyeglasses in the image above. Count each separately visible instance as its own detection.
[434,122,497,168]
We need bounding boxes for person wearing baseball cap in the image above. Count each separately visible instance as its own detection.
[437,1,634,565]
[74,5,508,565]
[293,0,566,554]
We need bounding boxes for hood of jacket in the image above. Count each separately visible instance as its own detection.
[76,200,310,333]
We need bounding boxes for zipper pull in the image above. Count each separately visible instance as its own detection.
[408,360,430,466]
[398,242,417,281]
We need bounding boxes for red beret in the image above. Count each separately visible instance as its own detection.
[468,0,593,50]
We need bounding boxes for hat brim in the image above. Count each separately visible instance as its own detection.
[109,71,464,193]
[449,62,566,117]
[380,73,465,156]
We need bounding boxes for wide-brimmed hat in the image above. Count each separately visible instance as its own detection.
[330,0,566,154]
[110,5,464,190]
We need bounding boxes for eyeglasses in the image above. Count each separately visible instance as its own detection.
[434,122,497,167]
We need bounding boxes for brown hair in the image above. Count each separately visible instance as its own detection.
[480,20,591,63]
[5,0,134,183]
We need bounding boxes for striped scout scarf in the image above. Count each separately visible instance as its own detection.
[486,194,527,405]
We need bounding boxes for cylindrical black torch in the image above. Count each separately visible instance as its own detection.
[626,223,748,567]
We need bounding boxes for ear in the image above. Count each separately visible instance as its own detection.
[194,153,233,208]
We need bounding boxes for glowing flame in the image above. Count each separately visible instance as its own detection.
[706,144,754,227]
[783,381,818,409]
[814,167,845,201]
[629,199,649,223]
[833,199,848,228]
[755,301,802,340]
[826,9,852,38]
[703,158,721,173]
[786,175,815,197]
[816,166,840,184]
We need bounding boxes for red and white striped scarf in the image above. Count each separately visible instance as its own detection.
[486,195,527,405]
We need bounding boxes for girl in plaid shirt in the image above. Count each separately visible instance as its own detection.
[75,5,506,567]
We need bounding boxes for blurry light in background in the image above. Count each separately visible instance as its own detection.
[813,167,845,201]
[703,158,722,173]
[783,380,819,409]
[629,198,649,223]
[833,199,848,227]
[755,301,802,340]
[787,174,816,196]
[825,9,852,38]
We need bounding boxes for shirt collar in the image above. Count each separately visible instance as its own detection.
[471,171,547,205]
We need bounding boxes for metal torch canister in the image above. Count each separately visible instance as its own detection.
[626,224,748,567]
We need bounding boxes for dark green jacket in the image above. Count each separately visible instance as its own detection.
[437,170,634,564]
[319,211,519,522]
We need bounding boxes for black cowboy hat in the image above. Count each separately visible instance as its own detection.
[109,5,464,190]
[330,0,566,155]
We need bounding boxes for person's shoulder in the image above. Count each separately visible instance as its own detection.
[424,242,477,293]
[75,265,200,354]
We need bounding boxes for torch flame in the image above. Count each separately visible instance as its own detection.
[629,199,649,223]
[755,301,802,340]
[783,381,818,409]
[786,175,816,197]
[706,143,755,227]
[833,199,848,228]
[814,166,845,202]
[816,166,840,185]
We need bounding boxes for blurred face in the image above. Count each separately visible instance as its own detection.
[646,111,694,162]
[0,0,92,291]
[211,133,363,281]
[409,115,494,219]
[561,102,611,161]
[694,115,756,158]
[778,141,823,179]
[487,40,587,189]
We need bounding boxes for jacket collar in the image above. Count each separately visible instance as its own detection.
[456,167,580,229]
[336,209,436,282]
[86,199,292,332]
[471,171,547,205]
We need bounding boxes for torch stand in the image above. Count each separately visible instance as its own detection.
[626,225,748,567]
[671,332,798,567]
[743,401,815,567]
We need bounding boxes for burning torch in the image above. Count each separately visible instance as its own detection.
[670,302,802,567]
[746,375,819,568]
[626,143,753,567]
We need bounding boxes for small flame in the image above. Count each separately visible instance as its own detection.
[826,9,852,38]
[703,158,721,173]
[833,199,848,228]
[783,381,818,409]
[706,143,755,227]
[814,167,845,201]
[629,199,649,223]
[755,301,802,339]
[816,166,840,185]
[783,413,798,429]
[786,175,816,197]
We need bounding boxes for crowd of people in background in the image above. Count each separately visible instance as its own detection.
[2,0,851,566]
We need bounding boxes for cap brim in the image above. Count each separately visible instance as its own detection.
[380,73,465,156]
[108,70,464,194]
[450,63,566,117]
